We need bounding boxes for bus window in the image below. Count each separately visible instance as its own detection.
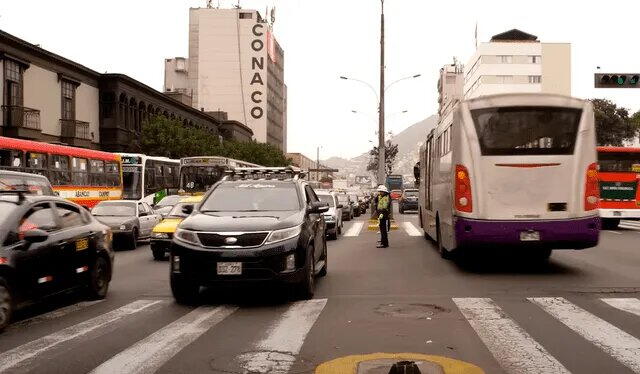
[90,159,105,186]
[156,163,165,189]
[50,155,71,185]
[145,160,155,194]
[105,162,120,187]
[72,157,89,186]
[0,149,24,170]
[25,152,47,176]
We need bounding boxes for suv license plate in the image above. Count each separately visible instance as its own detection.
[217,262,242,275]
[520,231,540,241]
[613,211,622,217]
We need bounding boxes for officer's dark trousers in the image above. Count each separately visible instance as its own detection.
[379,217,389,247]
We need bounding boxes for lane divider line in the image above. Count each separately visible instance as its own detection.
[344,222,364,237]
[402,222,423,237]
[453,298,569,374]
[240,299,327,373]
[0,299,166,373]
[530,297,640,373]
[601,298,640,318]
[604,230,622,235]
[90,305,238,374]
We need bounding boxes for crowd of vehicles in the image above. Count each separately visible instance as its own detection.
[416,93,600,260]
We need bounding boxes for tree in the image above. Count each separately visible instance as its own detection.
[367,140,399,175]
[140,116,291,166]
[591,99,640,146]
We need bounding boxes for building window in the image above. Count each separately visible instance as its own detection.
[529,75,542,84]
[61,80,76,120]
[529,55,541,64]
[4,60,23,107]
[497,75,514,84]
[499,55,513,64]
[239,12,253,19]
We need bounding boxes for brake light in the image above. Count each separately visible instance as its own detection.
[584,162,599,211]
[455,164,473,213]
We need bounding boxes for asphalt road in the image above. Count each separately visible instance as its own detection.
[1,207,640,373]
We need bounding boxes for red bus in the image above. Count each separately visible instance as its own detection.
[0,137,123,208]
[597,146,640,228]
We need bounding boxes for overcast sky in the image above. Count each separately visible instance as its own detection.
[1,0,639,160]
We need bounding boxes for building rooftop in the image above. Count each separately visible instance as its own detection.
[490,29,538,42]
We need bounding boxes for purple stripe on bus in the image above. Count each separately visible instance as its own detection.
[454,216,600,249]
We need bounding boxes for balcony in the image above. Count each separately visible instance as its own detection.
[1,105,41,139]
[60,119,92,148]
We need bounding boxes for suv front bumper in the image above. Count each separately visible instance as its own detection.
[170,237,306,285]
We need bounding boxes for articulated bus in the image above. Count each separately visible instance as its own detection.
[597,146,640,228]
[0,136,122,208]
[417,93,600,260]
[179,156,260,194]
[118,153,180,204]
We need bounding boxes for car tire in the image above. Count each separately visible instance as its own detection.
[399,207,404,214]
[129,228,139,250]
[436,220,453,260]
[0,277,14,332]
[171,274,200,305]
[318,241,328,277]
[87,256,110,300]
[152,249,165,261]
[328,230,338,241]
[295,247,315,300]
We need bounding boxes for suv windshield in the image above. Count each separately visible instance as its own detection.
[471,106,582,155]
[318,195,335,207]
[92,202,136,216]
[200,182,301,212]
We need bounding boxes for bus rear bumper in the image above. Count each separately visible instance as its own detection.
[454,216,600,250]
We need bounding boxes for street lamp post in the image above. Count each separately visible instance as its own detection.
[378,0,385,187]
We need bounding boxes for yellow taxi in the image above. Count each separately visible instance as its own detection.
[150,195,203,260]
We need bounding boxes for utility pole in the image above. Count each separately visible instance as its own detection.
[377,0,386,187]
[316,146,320,182]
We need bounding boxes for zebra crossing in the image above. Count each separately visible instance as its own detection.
[342,221,422,237]
[619,220,640,231]
[2,296,640,373]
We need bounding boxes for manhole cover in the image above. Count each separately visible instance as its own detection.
[374,303,450,319]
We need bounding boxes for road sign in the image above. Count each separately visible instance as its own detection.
[594,73,640,88]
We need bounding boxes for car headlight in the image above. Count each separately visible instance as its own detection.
[152,232,170,239]
[175,228,201,245]
[119,224,127,230]
[265,225,302,244]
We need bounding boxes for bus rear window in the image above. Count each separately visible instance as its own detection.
[598,152,640,172]
[471,106,582,156]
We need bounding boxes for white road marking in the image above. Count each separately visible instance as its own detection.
[402,222,422,236]
[90,305,237,374]
[0,299,165,373]
[240,299,327,374]
[344,222,364,237]
[453,298,569,374]
[7,300,105,331]
[530,297,640,373]
[604,230,622,235]
[601,298,640,318]
[619,224,640,231]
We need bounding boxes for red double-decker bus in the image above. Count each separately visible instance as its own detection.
[597,146,640,228]
[0,137,122,208]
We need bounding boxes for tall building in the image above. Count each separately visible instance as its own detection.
[437,62,464,117]
[185,7,286,151]
[464,29,571,99]
[163,57,192,106]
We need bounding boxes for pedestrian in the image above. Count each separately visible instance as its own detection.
[375,185,391,248]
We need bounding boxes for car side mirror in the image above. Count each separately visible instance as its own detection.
[309,202,329,214]
[139,211,148,217]
[182,205,194,215]
[337,204,344,209]
[23,229,49,245]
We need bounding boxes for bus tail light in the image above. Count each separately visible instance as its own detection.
[455,165,473,213]
[584,162,599,211]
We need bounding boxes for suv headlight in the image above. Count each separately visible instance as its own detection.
[265,225,302,244]
[175,228,200,245]
[152,232,170,239]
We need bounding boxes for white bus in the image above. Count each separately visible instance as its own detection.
[417,93,600,260]
[178,156,260,194]
[118,153,180,204]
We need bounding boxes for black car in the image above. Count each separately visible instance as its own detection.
[399,189,419,213]
[170,168,329,304]
[336,194,353,221]
[0,191,114,331]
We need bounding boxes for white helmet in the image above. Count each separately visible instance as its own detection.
[377,185,389,193]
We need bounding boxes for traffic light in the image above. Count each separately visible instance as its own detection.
[595,73,640,88]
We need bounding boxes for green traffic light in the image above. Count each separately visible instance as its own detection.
[617,75,626,85]
[630,75,640,85]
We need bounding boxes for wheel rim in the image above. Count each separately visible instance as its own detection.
[0,285,11,327]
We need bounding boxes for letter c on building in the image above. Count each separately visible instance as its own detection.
[251,91,263,103]
[252,23,264,36]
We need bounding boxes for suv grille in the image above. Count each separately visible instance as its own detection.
[197,232,269,248]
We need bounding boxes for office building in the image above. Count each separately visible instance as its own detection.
[464,29,571,99]
[437,62,464,117]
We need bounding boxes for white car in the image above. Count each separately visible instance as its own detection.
[316,191,343,240]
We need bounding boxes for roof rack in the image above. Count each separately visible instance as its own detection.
[0,189,30,203]
[222,166,307,181]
